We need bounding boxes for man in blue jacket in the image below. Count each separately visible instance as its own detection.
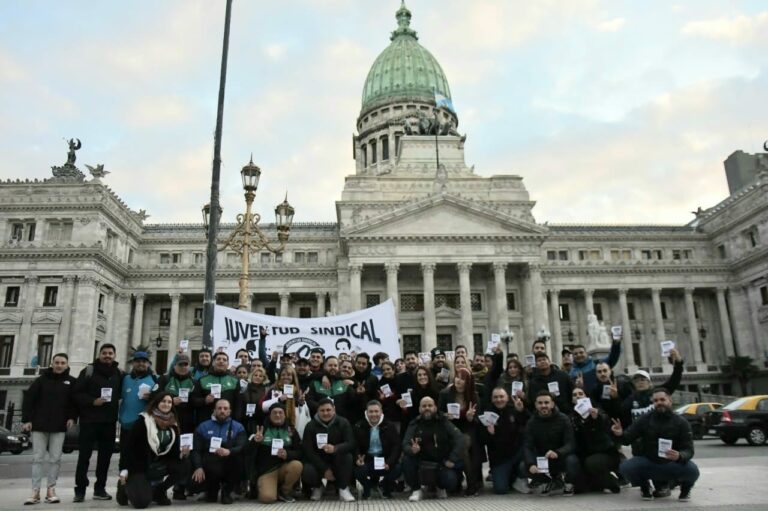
[191,399,247,504]
[569,333,622,395]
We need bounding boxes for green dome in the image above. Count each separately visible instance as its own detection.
[361,2,452,112]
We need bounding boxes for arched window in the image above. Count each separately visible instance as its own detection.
[381,135,389,160]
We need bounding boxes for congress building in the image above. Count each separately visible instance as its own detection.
[1,3,767,415]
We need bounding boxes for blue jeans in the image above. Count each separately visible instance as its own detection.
[489,450,524,495]
[620,456,700,488]
[402,456,458,491]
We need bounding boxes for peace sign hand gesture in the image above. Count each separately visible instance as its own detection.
[253,426,264,443]
[610,418,623,437]
[410,438,421,454]
[466,403,477,421]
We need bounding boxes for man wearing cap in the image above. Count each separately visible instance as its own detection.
[116,349,158,504]
[429,348,450,388]
[295,358,314,390]
[156,354,196,433]
[192,352,240,426]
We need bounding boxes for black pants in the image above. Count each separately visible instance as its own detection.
[301,453,353,490]
[126,459,188,509]
[75,422,116,494]
[118,427,132,471]
[201,455,240,497]
[578,451,620,492]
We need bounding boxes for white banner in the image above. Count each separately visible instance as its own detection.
[212,299,399,362]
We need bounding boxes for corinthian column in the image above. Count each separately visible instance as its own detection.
[493,262,508,333]
[548,289,562,364]
[385,263,400,318]
[422,262,436,351]
[716,287,735,357]
[349,263,362,311]
[14,276,38,368]
[168,293,181,355]
[279,292,290,317]
[684,287,703,364]
[132,293,145,347]
[458,263,473,346]
[651,287,665,342]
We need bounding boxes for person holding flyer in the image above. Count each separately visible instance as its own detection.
[496,358,528,404]
[523,391,579,496]
[353,400,401,499]
[155,355,196,434]
[612,387,699,501]
[569,336,622,395]
[437,367,482,496]
[480,387,530,495]
[569,388,620,494]
[528,353,573,414]
[119,393,190,508]
[190,399,247,504]
[72,343,123,502]
[300,398,356,502]
[261,366,305,428]
[375,362,401,432]
[191,352,240,426]
[249,403,303,504]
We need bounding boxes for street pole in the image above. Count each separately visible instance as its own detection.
[238,190,255,310]
[202,0,233,349]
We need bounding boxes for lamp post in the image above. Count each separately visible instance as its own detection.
[501,329,514,355]
[203,157,295,311]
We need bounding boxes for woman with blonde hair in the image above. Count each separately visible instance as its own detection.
[260,365,304,428]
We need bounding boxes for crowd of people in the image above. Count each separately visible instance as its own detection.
[19,330,700,507]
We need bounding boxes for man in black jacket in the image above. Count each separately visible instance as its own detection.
[301,398,356,502]
[523,391,579,495]
[612,387,699,502]
[72,343,123,502]
[21,353,77,505]
[402,396,464,502]
[353,400,401,499]
[480,387,530,494]
[528,353,573,414]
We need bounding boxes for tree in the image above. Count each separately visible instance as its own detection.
[722,356,760,396]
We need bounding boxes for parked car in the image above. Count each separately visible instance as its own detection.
[704,395,768,446]
[675,402,722,440]
[0,426,31,454]
[62,423,120,454]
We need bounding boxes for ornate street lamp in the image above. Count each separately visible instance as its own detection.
[567,329,575,343]
[500,329,514,354]
[155,335,163,349]
[206,157,295,311]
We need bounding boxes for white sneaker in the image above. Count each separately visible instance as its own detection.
[436,488,448,499]
[513,477,532,494]
[338,488,355,502]
[408,489,423,502]
[310,488,323,501]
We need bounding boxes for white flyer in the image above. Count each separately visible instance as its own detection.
[658,438,673,458]
[180,433,193,449]
[138,383,151,398]
[179,339,189,352]
[482,411,499,426]
[610,326,622,340]
[602,385,613,400]
[439,368,450,382]
[283,384,294,398]
[447,403,461,419]
[374,456,386,470]
[661,340,675,357]
[316,433,328,448]
[178,388,190,402]
[512,381,524,395]
[239,379,247,391]
[525,354,536,367]
[548,381,560,396]
[209,436,222,453]
[402,392,413,408]
[210,384,222,399]
[418,352,431,365]
[101,388,112,402]
[575,397,592,418]
[536,456,549,474]
[380,384,392,397]
[271,438,284,456]
[246,403,257,416]
[487,333,501,353]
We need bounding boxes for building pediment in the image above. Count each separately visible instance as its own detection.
[0,311,23,324]
[341,193,547,240]
[32,310,62,324]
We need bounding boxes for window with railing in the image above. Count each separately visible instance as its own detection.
[366,294,381,308]
[400,294,424,312]
[402,335,421,354]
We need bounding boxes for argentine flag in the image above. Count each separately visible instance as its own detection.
[434,89,454,113]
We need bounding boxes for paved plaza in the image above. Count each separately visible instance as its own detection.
[0,444,765,511]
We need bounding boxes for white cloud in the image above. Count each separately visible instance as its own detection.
[263,43,288,61]
[596,17,626,32]
[124,96,192,128]
[682,12,768,44]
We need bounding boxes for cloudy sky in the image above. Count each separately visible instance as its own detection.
[1,0,766,226]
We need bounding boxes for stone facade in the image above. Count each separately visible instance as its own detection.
[1,4,767,417]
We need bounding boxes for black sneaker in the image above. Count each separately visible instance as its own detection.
[172,490,187,501]
[653,485,671,498]
[93,489,112,501]
[277,492,295,503]
[116,484,128,506]
[640,484,653,501]
[679,483,692,502]
[220,492,233,505]
[154,491,172,506]
[72,493,85,503]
